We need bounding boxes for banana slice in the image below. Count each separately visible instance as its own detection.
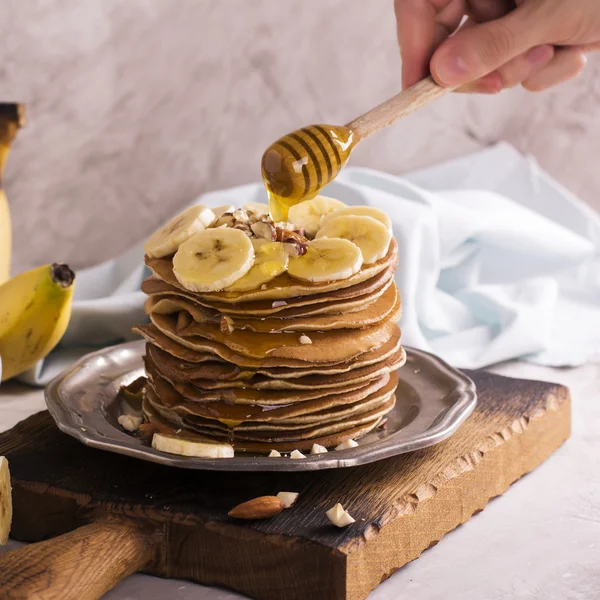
[288,238,362,283]
[145,205,216,258]
[173,228,254,292]
[152,433,234,458]
[288,196,347,237]
[243,201,270,217]
[227,240,289,291]
[321,206,392,231]
[0,456,11,545]
[316,215,391,264]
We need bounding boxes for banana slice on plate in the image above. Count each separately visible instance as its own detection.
[227,239,289,291]
[145,205,216,258]
[152,433,234,458]
[288,196,347,237]
[0,456,11,545]
[288,238,363,282]
[321,205,392,231]
[243,201,270,217]
[173,228,255,292]
[316,215,391,264]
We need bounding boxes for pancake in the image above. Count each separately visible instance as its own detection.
[150,312,398,363]
[134,323,403,375]
[147,343,406,390]
[141,262,396,318]
[145,369,398,426]
[146,283,401,333]
[145,238,397,304]
[142,396,387,453]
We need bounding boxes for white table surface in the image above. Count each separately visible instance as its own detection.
[1,360,599,600]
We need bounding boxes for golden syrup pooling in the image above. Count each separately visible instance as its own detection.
[261,124,357,221]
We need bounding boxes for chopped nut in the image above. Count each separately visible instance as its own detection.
[290,449,306,459]
[326,503,355,528]
[277,491,299,509]
[118,414,143,432]
[268,449,281,457]
[261,284,268,290]
[335,439,359,451]
[251,221,276,241]
[210,204,235,224]
[228,496,284,520]
[220,315,235,334]
[272,300,287,308]
[282,241,308,257]
[311,443,328,454]
[299,334,312,345]
[214,212,235,228]
[234,223,253,237]
[232,208,249,222]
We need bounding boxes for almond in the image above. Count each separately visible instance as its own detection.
[228,495,285,520]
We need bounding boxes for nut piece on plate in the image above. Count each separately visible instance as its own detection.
[311,443,328,454]
[152,433,234,458]
[268,449,282,457]
[326,503,355,528]
[0,456,12,545]
[290,449,306,459]
[229,496,285,520]
[277,491,299,509]
[118,414,142,432]
[335,439,359,451]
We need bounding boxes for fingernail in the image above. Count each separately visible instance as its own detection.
[527,45,553,67]
[434,54,469,85]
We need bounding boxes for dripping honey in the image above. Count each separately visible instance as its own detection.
[261,124,357,221]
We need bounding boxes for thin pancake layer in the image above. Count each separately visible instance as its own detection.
[150,312,399,363]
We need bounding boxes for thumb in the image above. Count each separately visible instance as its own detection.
[431,4,547,87]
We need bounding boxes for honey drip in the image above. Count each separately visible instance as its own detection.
[261,124,357,221]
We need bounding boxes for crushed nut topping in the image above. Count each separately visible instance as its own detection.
[220,315,235,334]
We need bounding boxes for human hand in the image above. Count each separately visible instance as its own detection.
[394,0,600,93]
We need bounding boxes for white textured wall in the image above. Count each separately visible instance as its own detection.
[2,0,599,269]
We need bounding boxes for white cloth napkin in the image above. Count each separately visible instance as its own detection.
[16,142,600,386]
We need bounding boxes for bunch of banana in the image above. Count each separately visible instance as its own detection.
[0,103,25,285]
[0,263,75,382]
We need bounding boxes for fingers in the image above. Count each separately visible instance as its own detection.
[457,43,555,93]
[523,48,587,91]
[395,0,465,89]
[430,1,552,87]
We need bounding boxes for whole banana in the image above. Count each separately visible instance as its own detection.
[0,103,25,285]
[0,263,75,382]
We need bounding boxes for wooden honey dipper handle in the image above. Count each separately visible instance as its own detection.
[346,76,452,140]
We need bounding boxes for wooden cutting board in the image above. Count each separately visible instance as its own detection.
[0,370,570,600]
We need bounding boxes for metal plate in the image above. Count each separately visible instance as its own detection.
[45,340,476,471]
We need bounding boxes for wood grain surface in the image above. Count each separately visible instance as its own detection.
[0,370,571,600]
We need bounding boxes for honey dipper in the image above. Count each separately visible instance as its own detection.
[261,76,452,221]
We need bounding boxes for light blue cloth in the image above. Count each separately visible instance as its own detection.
[17,143,600,385]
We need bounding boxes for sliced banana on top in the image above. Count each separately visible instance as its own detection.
[321,205,392,231]
[152,433,234,458]
[145,205,216,259]
[226,240,289,291]
[288,238,363,283]
[316,215,391,264]
[173,228,255,292]
[288,196,347,237]
[243,201,270,217]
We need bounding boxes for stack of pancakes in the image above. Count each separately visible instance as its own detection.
[134,235,404,454]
